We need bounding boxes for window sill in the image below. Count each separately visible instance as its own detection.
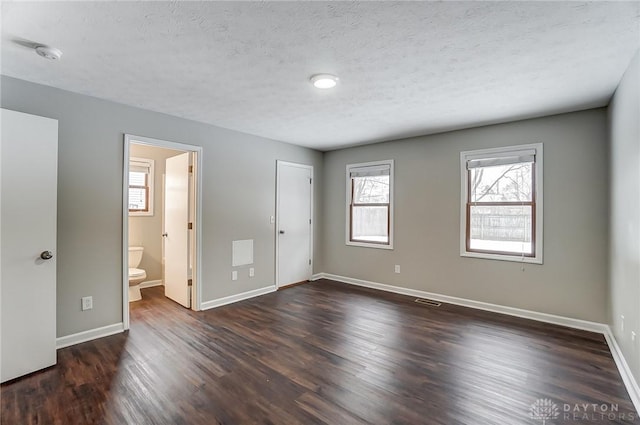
[129,211,154,217]
[346,241,394,250]
[460,250,542,264]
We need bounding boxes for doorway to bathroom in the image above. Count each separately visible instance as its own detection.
[122,134,203,330]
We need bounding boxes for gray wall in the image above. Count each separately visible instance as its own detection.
[128,144,183,282]
[322,109,609,323]
[609,51,640,381]
[0,73,621,339]
[0,76,324,338]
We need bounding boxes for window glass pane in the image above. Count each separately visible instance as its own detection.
[353,175,390,203]
[352,206,388,243]
[469,205,532,254]
[129,187,147,210]
[129,171,146,187]
[470,162,532,202]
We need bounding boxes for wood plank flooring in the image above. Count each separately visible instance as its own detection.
[1,279,637,424]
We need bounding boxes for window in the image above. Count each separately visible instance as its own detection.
[460,144,543,263]
[346,160,394,249]
[129,157,154,216]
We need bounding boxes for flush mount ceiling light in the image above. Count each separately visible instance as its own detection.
[310,74,339,89]
[35,45,63,61]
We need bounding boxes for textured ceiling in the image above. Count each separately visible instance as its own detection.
[2,1,639,151]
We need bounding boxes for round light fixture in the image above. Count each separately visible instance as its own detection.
[310,74,339,89]
[35,45,63,61]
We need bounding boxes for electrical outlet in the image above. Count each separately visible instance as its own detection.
[621,315,625,333]
[270,216,275,224]
[232,271,238,281]
[394,265,401,274]
[632,331,636,342]
[249,267,255,277]
[81,296,93,311]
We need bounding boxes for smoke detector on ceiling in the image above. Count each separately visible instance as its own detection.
[35,45,63,61]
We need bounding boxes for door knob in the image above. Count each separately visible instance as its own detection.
[279,230,285,234]
[40,251,53,260]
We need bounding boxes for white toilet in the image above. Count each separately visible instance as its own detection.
[128,246,147,302]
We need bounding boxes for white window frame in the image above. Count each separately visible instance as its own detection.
[460,143,543,264]
[346,159,394,250]
[128,157,155,217]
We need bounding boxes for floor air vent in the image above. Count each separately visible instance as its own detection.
[414,298,441,307]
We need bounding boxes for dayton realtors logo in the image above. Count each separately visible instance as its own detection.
[530,399,560,424]
[529,398,636,423]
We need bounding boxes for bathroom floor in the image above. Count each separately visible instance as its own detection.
[1,282,637,424]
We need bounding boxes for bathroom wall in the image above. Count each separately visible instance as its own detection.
[1,76,324,338]
[128,144,183,283]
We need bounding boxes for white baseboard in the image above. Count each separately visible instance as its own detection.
[310,273,324,281]
[200,285,276,311]
[56,322,124,349]
[139,279,163,289]
[315,272,638,414]
[316,273,607,333]
[604,327,640,414]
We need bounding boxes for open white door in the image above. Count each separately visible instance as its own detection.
[276,161,313,288]
[163,152,190,308]
[1,109,58,382]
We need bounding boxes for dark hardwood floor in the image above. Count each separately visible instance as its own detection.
[1,279,637,424]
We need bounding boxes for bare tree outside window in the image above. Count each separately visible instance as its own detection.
[471,163,532,202]
[461,144,542,263]
[351,175,390,243]
[468,162,535,256]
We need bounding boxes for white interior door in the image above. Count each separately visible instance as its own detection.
[277,161,313,287]
[1,108,58,383]
[163,152,190,308]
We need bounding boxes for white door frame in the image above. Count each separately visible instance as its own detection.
[275,160,313,288]
[122,134,203,329]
